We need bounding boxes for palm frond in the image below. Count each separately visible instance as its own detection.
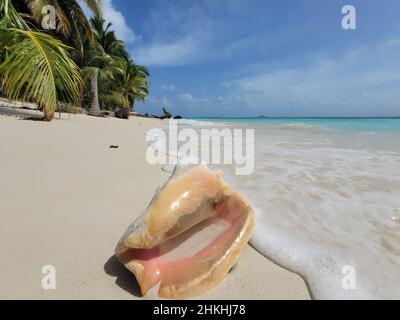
[0,29,82,120]
[102,90,129,108]
[83,0,103,19]
[24,0,72,37]
[0,0,29,29]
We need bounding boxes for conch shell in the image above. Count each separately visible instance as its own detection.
[115,165,255,299]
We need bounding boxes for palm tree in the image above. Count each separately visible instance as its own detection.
[126,61,150,111]
[1,0,149,119]
[24,0,103,62]
[80,29,111,115]
[83,17,120,116]
[82,17,149,115]
[0,0,82,121]
[90,16,128,60]
[24,0,104,113]
[102,59,149,110]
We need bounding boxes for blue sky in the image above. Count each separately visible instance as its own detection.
[87,0,400,117]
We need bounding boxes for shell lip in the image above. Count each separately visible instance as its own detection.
[115,165,255,299]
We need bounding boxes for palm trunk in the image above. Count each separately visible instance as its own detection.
[131,98,136,112]
[77,88,83,110]
[43,104,54,121]
[89,71,101,116]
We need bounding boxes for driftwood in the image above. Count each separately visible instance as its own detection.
[137,107,182,120]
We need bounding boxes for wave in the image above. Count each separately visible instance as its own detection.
[263,122,332,132]
[221,136,400,299]
[148,118,400,299]
[176,119,218,127]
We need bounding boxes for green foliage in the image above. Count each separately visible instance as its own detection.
[82,17,150,111]
[0,0,150,120]
[0,29,82,120]
[25,0,103,61]
[0,1,84,120]
[0,0,29,29]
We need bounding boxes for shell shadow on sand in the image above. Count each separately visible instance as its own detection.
[104,255,142,297]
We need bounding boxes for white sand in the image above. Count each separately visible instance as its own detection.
[0,108,310,299]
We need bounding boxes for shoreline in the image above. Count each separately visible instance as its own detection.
[0,109,310,299]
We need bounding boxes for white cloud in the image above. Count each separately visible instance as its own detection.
[79,0,139,43]
[162,97,170,106]
[135,37,202,66]
[386,39,400,47]
[102,0,138,43]
[161,84,175,91]
[226,42,400,116]
[131,1,218,66]
[179,93,195,103]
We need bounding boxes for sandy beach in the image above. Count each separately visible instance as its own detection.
[0,108,310,299]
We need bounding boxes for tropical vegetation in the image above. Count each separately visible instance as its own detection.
[0,0,149,121]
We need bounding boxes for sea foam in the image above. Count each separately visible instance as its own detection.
[148,119,400,299]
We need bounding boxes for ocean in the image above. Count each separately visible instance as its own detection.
[152,117,400,299]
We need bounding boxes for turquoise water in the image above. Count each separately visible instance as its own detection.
[190,117,400,133]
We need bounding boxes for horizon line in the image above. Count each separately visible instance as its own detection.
[189,116,400,119]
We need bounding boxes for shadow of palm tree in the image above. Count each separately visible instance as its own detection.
[0,106,43,120]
